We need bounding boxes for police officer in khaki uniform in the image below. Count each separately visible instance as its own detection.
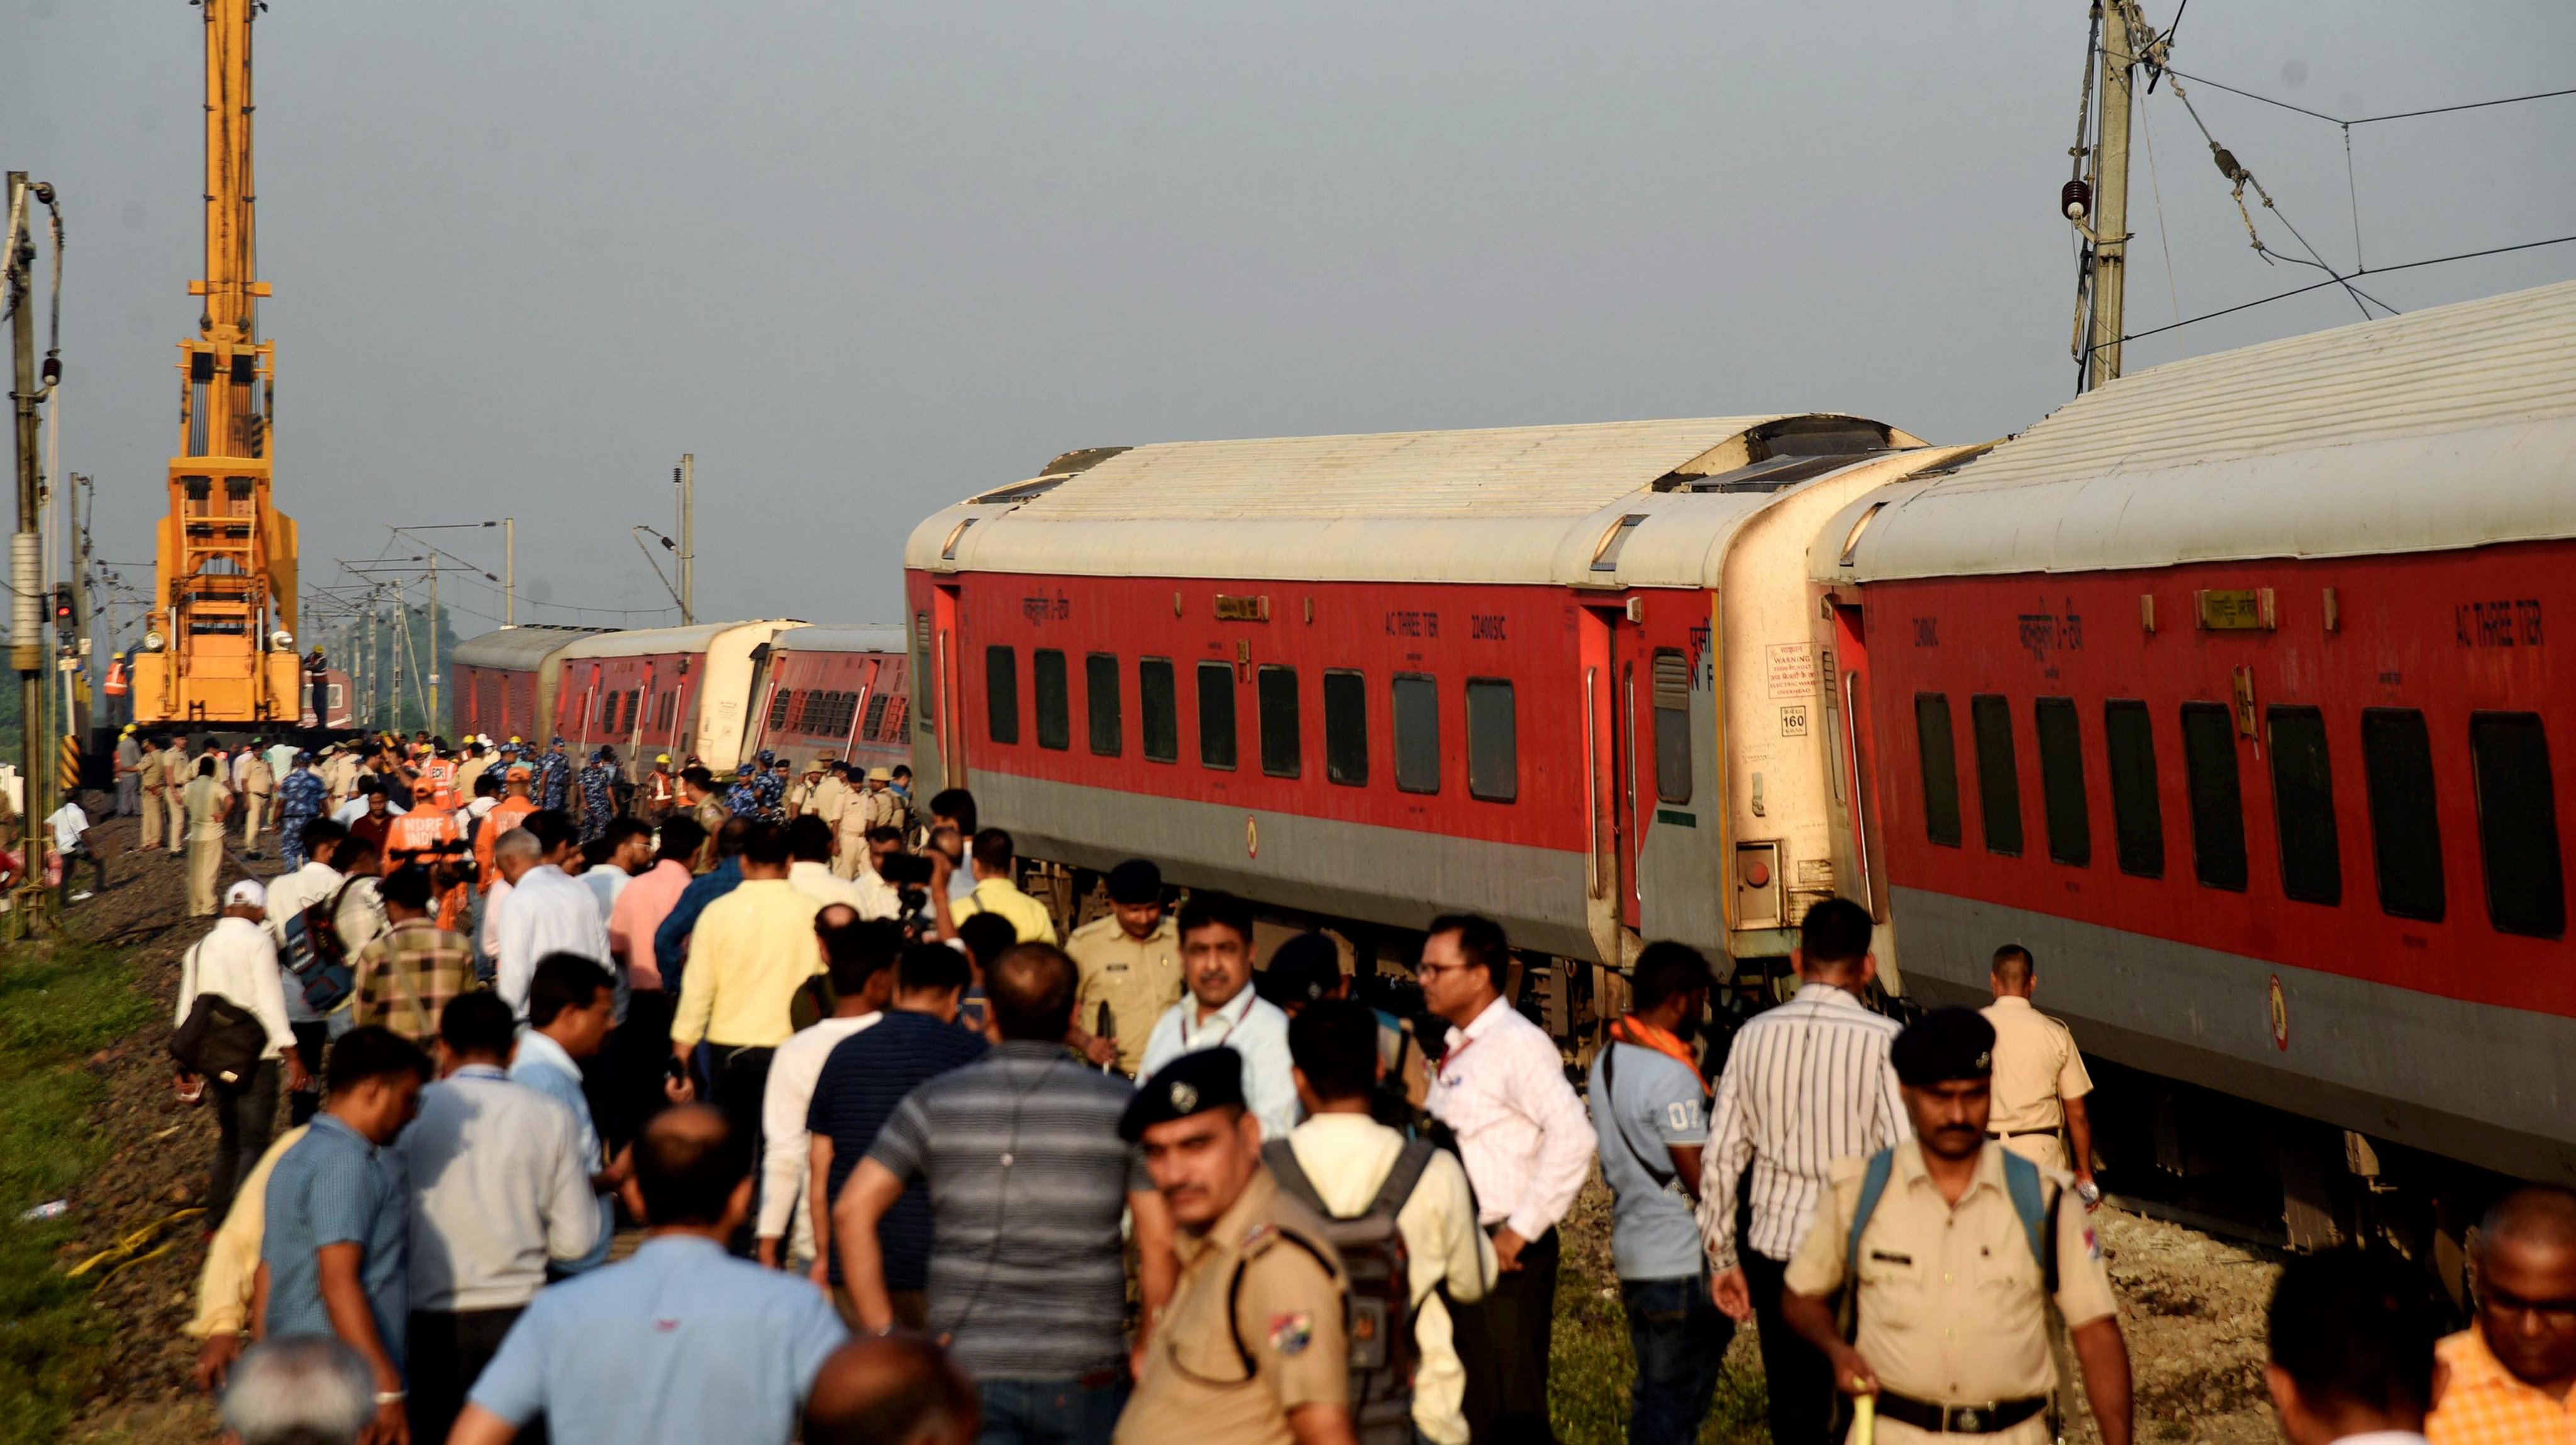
[1117,1048,1356,1445]
[239,746,275,854]
[180,755,234,917]
[136,737,170,853]
[1781,1009,2133,1445]
[1068,860,1184,1076]
[162,739,194,853]
[1979,946,2098,1199]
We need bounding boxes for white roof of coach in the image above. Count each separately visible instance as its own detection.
[907,414,1936,589]
[449,624,613,672]
[551,621,804,662]
[1835,278,2576,583]
[770,623,909,655]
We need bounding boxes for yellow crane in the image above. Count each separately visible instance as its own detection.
[131,0,303,728]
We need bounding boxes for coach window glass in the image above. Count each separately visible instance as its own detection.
[1139,658,1179,765]
[2267,706,2341,905]
[2034,697,2090,867]
[1323,670,1367,786]
[984,646,1019,746]
[1258,667,1302,779]
[1913,693,1962,847]
[1393,675,1440,794]
[1086,653,1122,757]
[1970,694,2023,856]
[1652,648,1692,804]
[2103,700,2165,877]
[1466,678,1518,803]
[2470,712,2565,938]
[2179,702,2248,890]
[1033,650,1070,751]
[2359,708,2443,921]
[1197,661,1238,771]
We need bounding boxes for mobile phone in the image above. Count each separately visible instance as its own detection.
[665,1057,689,1085]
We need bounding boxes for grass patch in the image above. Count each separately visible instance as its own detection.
[0,939,154,1442]
[1550,1176,1770,1445]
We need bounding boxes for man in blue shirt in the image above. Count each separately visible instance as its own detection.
[805,943,980,1329]
[511,953,626,1275]
[448,1104,848,1445]
[258,1026,431,1445]
[1588,941,1733,1445]
[652,816,752,994]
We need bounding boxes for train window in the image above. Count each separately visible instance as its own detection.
[2470,712,2565,938]
[2266,707,2342,905]
[1652,648,1692,804]
[2180,704,2248,890]
[862,691,891,740]
[1033,650,1070,751]
[2034,697,2090,867]
[1394,674,1440,794]
[1258,667,1302,779]
[1323,670,1367,786]
[1197,661,1237,771]
[1466,678,1518,803]
[1086,653,1122,757]
[2103,700,2164,877]
[984,646,1019,746]
[914,612,933,721]
[767,689,794,733]
[1140,659,1179,765]
[1913,693,1962,847]
[2360,709,2445,922]
[1970,694,2023,856]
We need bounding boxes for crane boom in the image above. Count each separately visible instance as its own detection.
[132,0,303,728]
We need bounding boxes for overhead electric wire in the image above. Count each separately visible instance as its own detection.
[2160,70,2576,128]
[2107,231,2576,346]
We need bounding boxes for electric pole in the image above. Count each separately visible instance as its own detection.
[425,551,438,729]
[675,454,694,626]
[2077,1,2141,392]
[8,172,60,927]
[502,516,515,626]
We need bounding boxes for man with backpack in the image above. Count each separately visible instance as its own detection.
[1588,943,1733,1445]
[1274,999,1490,1445]
[1779,1007,2133,1445]
[267,817,355,1126]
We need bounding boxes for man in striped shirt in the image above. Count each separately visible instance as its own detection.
[1696,897,1909,1445]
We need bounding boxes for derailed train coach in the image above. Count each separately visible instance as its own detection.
[1807,279,2576,1241]
[902,415,1980,1023]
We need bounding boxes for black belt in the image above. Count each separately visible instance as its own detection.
[1988,1128,2058,1139]
[1874,1393,2046,1435]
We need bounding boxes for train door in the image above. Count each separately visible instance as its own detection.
[1831,602,1888,920]
[935,584,966,789]
[1579,602,1645,964]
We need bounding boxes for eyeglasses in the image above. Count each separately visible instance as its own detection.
[1415,962,1478,981]
[2481,1283,2576,1327]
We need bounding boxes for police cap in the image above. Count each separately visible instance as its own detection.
[1106,858,1163,907]
[1890,1006,1996,1086]
[1119,1047,1246,1141]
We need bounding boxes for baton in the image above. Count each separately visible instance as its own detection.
[1852,1393,1876,1445]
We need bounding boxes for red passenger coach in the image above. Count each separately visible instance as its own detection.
[450,625,609,742]
[745,624,914,777]
[545,621,802,771]
[905,417,1970,988]
[1813,279,2576,1199]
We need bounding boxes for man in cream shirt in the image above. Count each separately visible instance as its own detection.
[1979,944,2098,1199]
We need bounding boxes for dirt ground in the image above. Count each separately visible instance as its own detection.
[38,806,2285,1445]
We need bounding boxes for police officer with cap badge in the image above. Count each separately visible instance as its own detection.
[1779,1007,2133,1445]
[1068,860,1183,1075]
[1116,1048,1358,1445]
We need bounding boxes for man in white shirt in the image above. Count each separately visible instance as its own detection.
[754,913,898,1271]
[401,990,599,1445]
[175,879,306,1219]
[1280,998,1491,1445]
[45,795,104,897]
[1417,912,1592,1445]
[784,815,870,915]
[1696,898,1907,1445]
[580,818,653,925]
[490,813,615,1019]
[511,955,625,1279]
[262,817,352,1127]
[1136,892,1297,1140]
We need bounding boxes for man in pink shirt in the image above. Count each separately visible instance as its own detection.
[606,816,706,1144]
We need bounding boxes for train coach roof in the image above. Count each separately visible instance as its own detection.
[908,414,1934,587]
[771,623,909,655]
[552,620,804,661]
[449,624,613,671]
[1831,277,2576,583]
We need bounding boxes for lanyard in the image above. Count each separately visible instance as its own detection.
[1435,1031,1486,1089]
[1184,1000,1245,1051]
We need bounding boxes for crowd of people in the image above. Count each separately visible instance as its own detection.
[135,732,2576,1445]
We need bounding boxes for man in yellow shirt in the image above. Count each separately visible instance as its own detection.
[670,821,824,1195]
[937,828,1055,944]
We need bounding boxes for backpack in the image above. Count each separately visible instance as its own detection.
[279,880,358,1012]
[1261,1137,1436,1445]
[1838,1144,2058,1341]
[170,978,269,1086]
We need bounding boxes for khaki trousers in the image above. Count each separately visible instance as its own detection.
[1997,1132,2068,1173]
[139,789,165,850]
[242,792,269,846]
[164,791,188,854]
[186,828,225,916]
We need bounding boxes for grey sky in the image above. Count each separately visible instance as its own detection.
[12,1,2573,636]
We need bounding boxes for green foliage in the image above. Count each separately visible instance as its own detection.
[1550,1210,1770,1445]
[0,941,153,1440]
